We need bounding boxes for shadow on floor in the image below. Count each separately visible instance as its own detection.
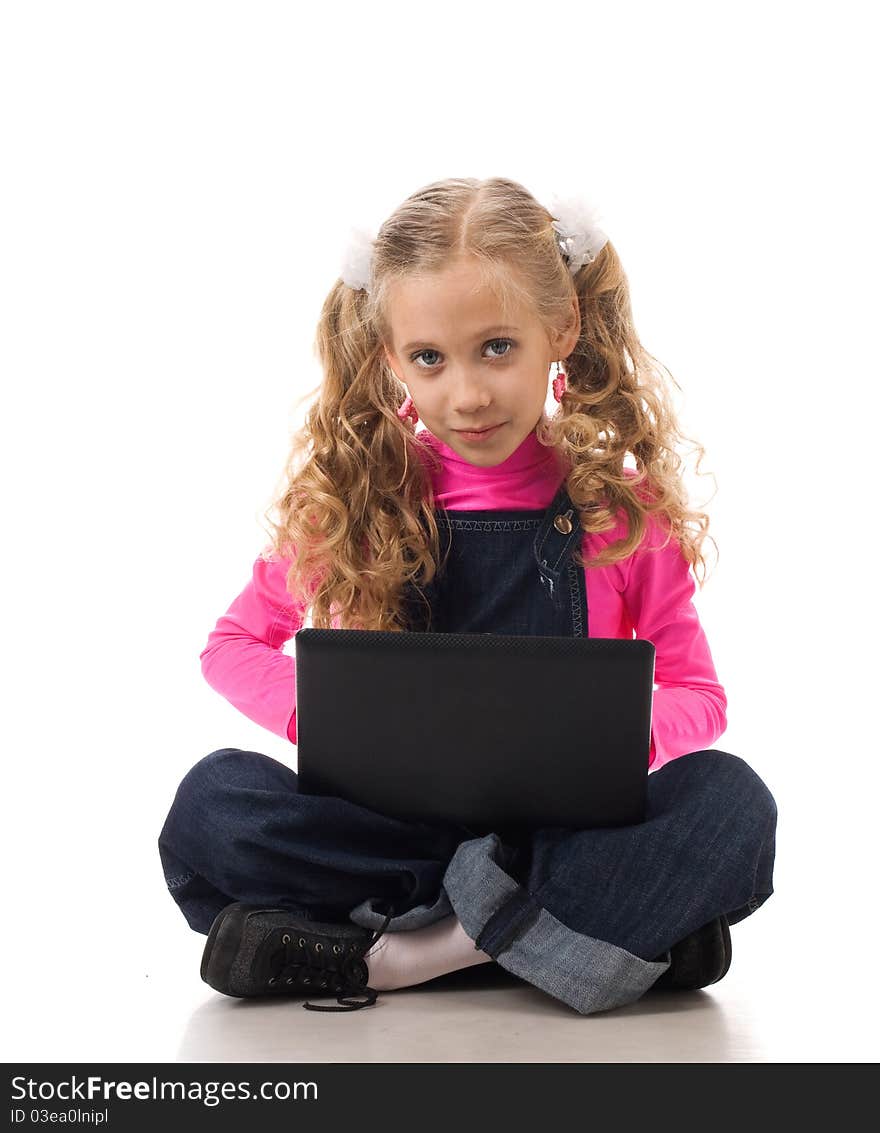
[175,960,732,1062]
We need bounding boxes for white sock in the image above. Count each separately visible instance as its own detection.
[363,913,493,991]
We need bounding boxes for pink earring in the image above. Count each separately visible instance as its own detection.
[552,361,567,403]
[397,393,419,425]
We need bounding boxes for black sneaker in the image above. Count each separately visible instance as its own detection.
[650,914,732,991]
[200,903,394,1011]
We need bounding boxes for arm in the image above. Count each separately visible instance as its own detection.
[199,549,306,743]
[621,516,728,771]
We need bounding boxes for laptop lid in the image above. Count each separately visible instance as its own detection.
[295,629,655,832]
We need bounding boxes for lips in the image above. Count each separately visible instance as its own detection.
[455,424,503,434]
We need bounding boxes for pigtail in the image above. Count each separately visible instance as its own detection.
[260,279,448,631]
[541,242,717,586]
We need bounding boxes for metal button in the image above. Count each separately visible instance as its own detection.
[554,513,573,534]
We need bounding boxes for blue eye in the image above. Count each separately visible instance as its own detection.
[410,339,514,368]
[411,348,441,367]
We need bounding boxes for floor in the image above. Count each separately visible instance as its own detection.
[7,877,876,1063]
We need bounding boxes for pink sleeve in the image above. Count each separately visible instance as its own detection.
[199,550,306,744]
[621,516,728,771]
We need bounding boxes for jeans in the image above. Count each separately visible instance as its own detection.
[158,744,777,1015]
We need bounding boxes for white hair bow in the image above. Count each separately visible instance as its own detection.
[545,192,609,274]
[339,226,376,295]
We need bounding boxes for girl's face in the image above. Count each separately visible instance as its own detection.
[384,257,579,467]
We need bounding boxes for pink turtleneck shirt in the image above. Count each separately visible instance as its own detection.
[199,428,728,771]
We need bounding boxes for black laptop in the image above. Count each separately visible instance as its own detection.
[294,629,655,833]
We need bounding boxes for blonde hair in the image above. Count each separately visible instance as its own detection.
[261,176,717,631]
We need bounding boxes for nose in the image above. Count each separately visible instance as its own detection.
[448,365,492,414]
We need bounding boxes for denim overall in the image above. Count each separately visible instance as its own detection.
[158,483,778,1015]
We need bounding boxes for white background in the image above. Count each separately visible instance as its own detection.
[2,0,877,1062]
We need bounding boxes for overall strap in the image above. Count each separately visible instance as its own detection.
[533,481,583,606]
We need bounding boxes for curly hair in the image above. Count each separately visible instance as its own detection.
[260,176,717,631]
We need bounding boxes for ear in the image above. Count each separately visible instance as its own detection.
[551,296,581,359]
[383,344,403,382]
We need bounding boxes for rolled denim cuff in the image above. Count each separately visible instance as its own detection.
[349,886,453,933]
[443,832,672,1016]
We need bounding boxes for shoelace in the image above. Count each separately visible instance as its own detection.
[267,908,396,1012]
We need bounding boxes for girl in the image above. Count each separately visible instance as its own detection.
[158,176,777,1015]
